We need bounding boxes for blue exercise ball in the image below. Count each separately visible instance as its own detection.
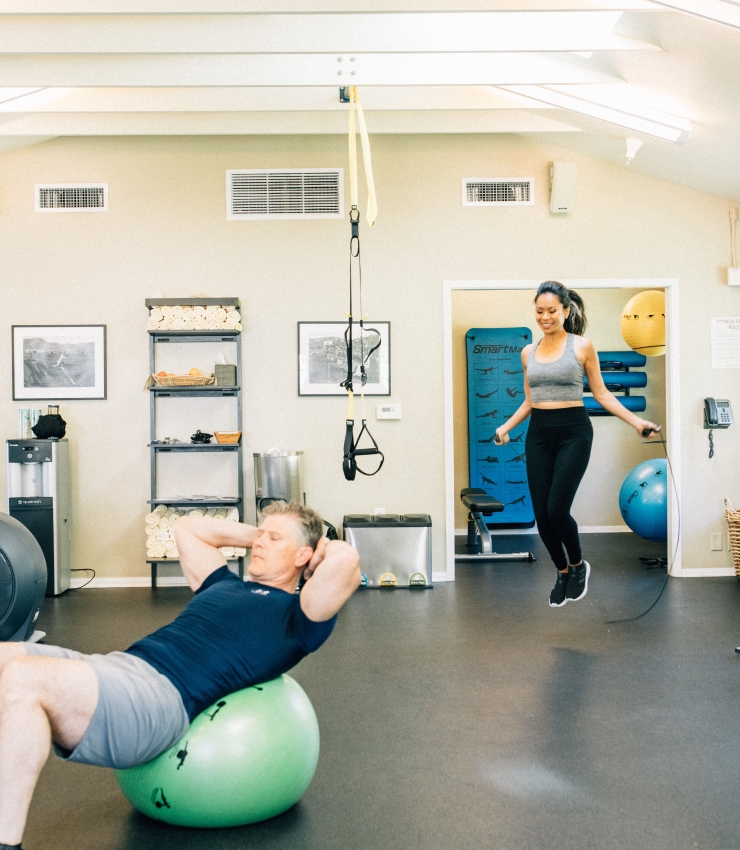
[618,458,668,543]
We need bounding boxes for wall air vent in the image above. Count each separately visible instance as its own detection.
[227,169,343,221]
[35,184,108,212]
[463,178,534,207]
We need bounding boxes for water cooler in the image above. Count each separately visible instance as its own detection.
[7,439,71,596]
[253,451,306,521]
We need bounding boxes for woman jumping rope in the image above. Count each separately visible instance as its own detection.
[495,281,661,608]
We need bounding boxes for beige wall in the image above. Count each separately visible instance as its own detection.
[452,287,666,529]
[0,133,735,580]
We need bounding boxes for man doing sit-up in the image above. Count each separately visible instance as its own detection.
[0,502,360,849]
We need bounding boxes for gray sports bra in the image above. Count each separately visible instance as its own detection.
[526,334,584,403]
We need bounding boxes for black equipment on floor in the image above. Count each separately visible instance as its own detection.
[0,512,47,641]
[456,488,535,563]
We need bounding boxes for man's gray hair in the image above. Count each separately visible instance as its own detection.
[261,501,324,549]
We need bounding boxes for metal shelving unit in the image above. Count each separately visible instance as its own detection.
[146,298,243,588]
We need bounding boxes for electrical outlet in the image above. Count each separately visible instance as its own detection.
[728,268,740,286]
[711,532,723,551]
[375,507,386,515]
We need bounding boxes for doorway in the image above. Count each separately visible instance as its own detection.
[442,278,681,581]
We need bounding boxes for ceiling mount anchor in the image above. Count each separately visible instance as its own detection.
[339,87,350,104]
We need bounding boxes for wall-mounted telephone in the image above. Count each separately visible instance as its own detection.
[704,398,733,429]
[704,398,733,459]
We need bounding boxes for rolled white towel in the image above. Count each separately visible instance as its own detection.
[182,319,195,330]
[150,308,164,322]
[188,508,206,518]
[194,319,208,330]
[171,305,184,318]
[157,529,170,543]
[225,310,241,322]
[146,318,161,331]
[164,539,177,551]
[226,508,240,522]
[220,546,235,559]
[146,505,167,525]
[234,323,243,332]
[213,307,227,322]
[147,545,166,558]
[160,317,173,330]
[168,549,180,559]
[161,305,173,316]
[182,307,195,319]
[158,518,170,531]
[171,317,186,330]
[234,547,247,557]
[145,528,159,540]
[194,305,206,317]
[205,305,218,319]
[213,509,228,520]
[205,507,218,518]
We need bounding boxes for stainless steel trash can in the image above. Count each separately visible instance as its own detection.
[343,514,432,588]
[253,452,306,521]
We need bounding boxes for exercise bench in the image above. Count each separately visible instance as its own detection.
[456,488,536,563]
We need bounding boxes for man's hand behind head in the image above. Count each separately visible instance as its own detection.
[299,539,361,622]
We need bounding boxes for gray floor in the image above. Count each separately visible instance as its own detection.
[24,533,740,850]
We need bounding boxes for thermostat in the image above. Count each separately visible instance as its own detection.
[376,404,402,420]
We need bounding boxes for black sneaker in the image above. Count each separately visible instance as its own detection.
[549,570,569,607]
[566,560,591,601]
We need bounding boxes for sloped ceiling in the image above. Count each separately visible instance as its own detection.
[0,0,738,202]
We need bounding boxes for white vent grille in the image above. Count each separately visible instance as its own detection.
[463,178,534,207]
[35,184,108,212]
[227,169,343,220]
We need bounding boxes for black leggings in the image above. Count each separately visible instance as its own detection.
[525,407,593,571]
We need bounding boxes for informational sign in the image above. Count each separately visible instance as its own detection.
[711,318,740,369]
[465,327,534,528]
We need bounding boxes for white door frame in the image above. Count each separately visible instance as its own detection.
[442,278,681,582]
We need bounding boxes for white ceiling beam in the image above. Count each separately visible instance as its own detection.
[648,0,740,29]
[0,13,658,54]
[0,109,582,135]
[502,84,691,142]
[0,1,659,14]
[0,53,618,87]
[0,85,554,113]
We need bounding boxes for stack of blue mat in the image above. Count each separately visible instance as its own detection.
[584,350,647,414]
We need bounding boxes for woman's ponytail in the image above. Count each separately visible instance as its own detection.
[535,281,587,336]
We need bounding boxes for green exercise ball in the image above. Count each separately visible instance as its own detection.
[115,675,320,828]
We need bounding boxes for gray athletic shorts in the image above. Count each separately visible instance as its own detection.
[23,643,190,770]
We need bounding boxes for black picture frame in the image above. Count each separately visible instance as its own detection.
[298,321,391,396]
[12,324,107,400]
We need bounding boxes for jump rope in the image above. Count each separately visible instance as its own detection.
[494,424,680,623]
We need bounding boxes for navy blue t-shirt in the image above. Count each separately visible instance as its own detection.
[126,567,336,720]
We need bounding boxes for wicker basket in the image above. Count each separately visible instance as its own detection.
[152,374,215,387]
[214,431,242,444]
[723,498,740,576]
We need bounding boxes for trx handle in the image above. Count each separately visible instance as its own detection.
[341,84,383,482]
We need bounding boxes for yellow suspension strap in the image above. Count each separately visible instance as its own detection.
[341,86,384,481]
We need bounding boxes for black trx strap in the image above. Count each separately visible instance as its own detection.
[341,206,384,481]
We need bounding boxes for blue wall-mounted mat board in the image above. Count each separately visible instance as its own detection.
[466,327,535,528]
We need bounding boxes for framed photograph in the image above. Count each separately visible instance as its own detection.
[12,325,107,400]
[298,321,390,396]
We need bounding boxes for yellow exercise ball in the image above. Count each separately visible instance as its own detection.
[620,290,665,356]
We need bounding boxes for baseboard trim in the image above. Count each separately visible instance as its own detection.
[70,576,189,589]
[454,525,630,536]
[679,568,738,578]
